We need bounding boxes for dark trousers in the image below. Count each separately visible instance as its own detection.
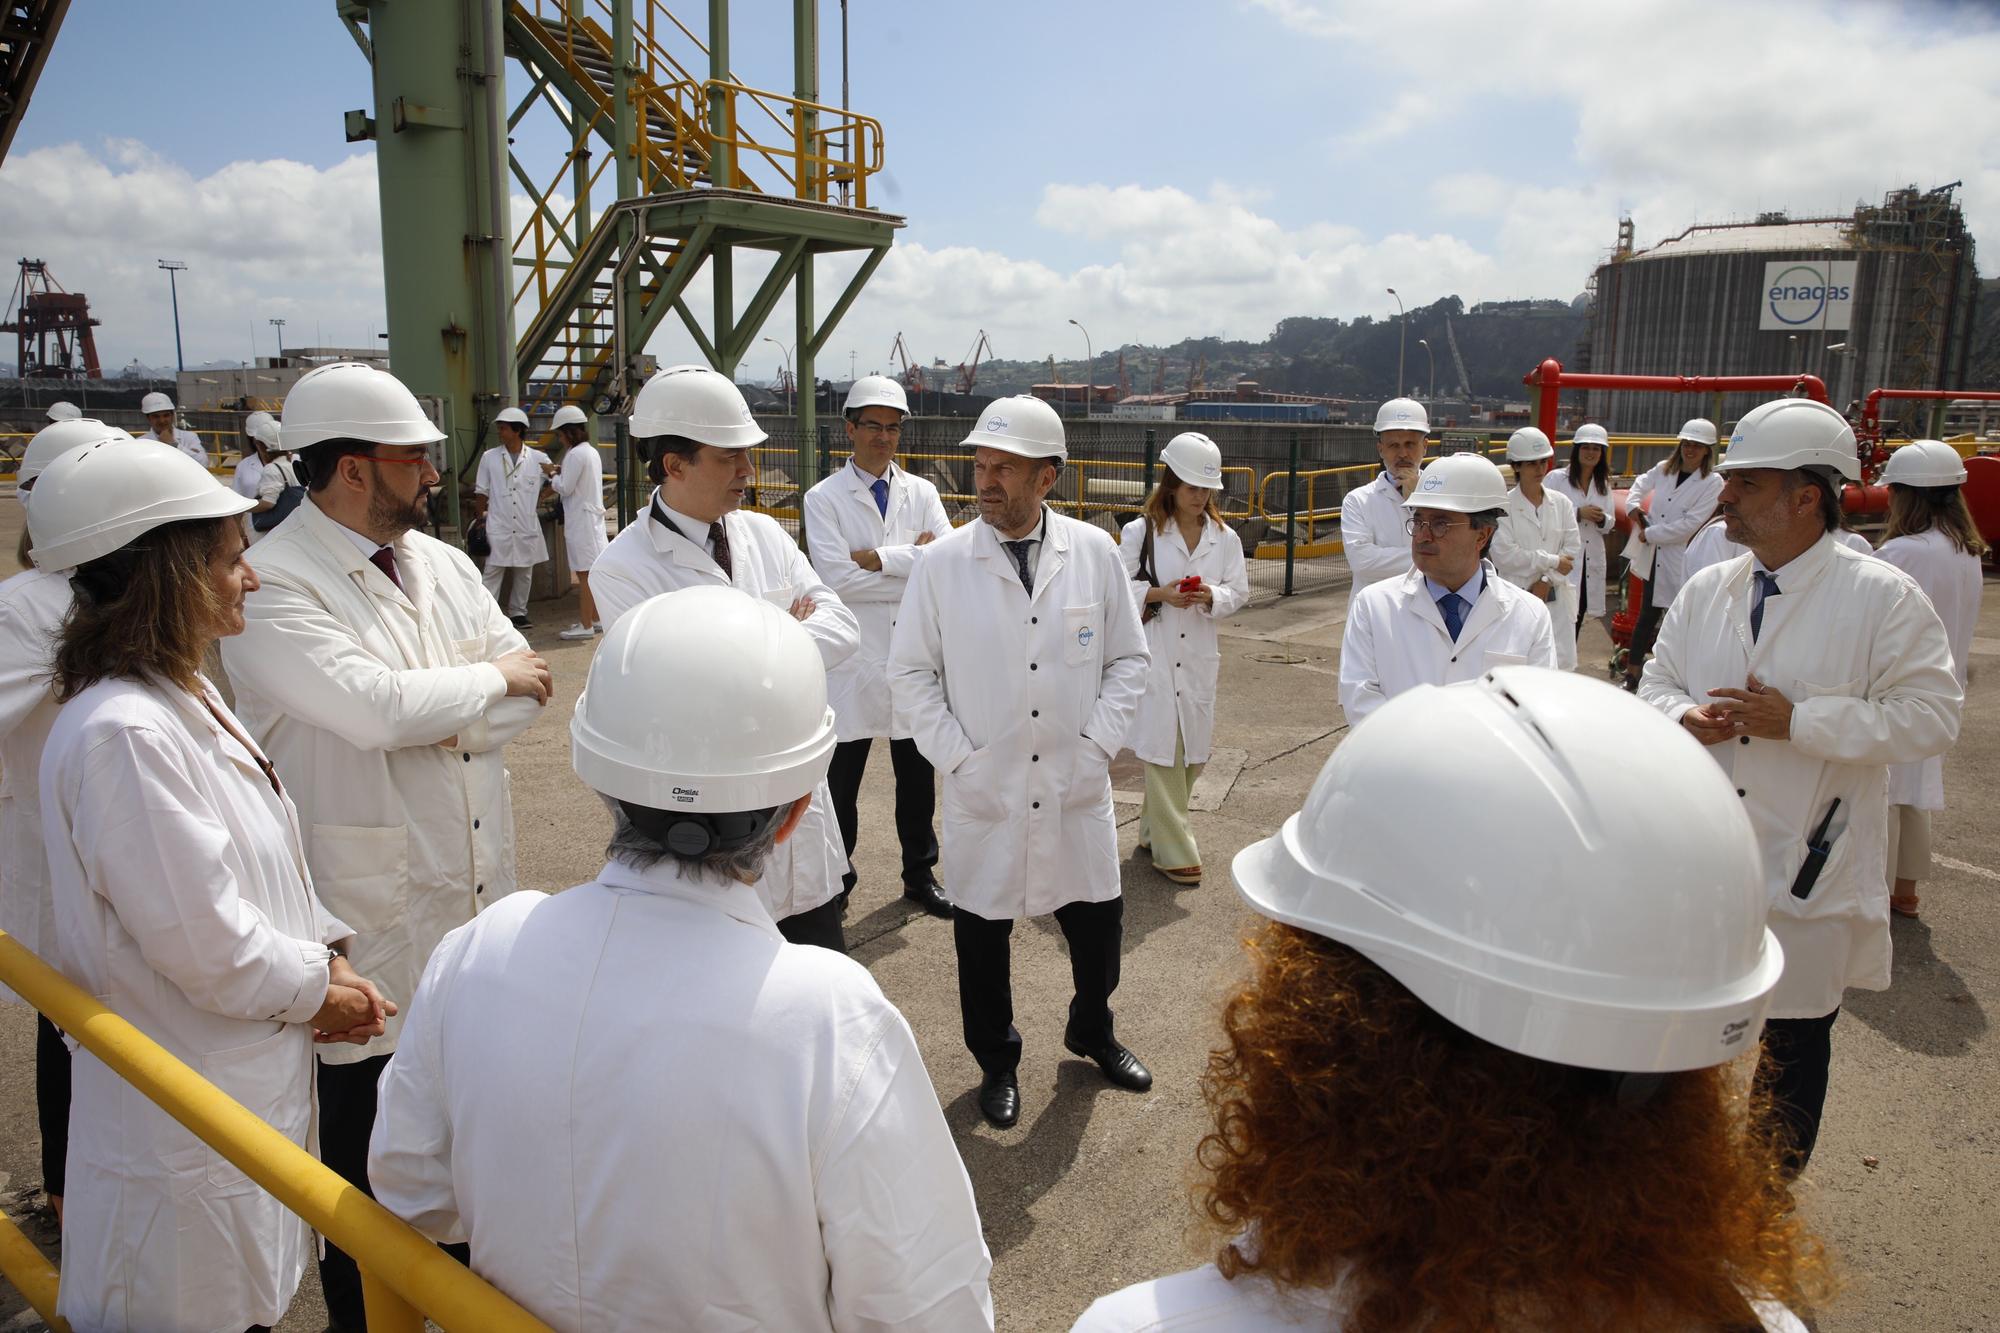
[777,892,847,953]
[1575,564,1590,638]
[36,1014,69,1197]
[1627,575,1664,678]
[318,1054,470,1330]
[1760,1009,1839,1176]
[827,736,939,893]
[952,897,1122,1076]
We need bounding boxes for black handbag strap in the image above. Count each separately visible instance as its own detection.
[1136,523,1161,623]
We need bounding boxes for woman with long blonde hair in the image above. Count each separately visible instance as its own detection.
[1874,441,1985,918]
[1116,433,1248,886]
[1078,671,1832,1333]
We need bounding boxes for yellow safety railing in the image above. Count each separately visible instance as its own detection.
[0,932,552,1333]
[0,431,243,476]
[1253,461,1382,556]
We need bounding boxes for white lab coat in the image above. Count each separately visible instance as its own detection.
[1624,464,1723,606]
[1072,1264,1809,1333]
[1338,472,1412,590]
[1338,564,1558,727]
[1116,515,1249,766]
[43,676,351,1333]
[1683,518,1741,583]
[803,461,953,742]
[1491,486,1582,670]
[474,445,551,567]
[590,497,859,922]
[220,500,540,1063]
[368,860,994,1333]
[0,568,69,1001]
[233,456,267,546]
[549,444,607,572]
[888,508,1150,920]
[1545,469,1615,617]
[144,425,208,468]
[1875,529,1982,810]
[1640,536,1961,1018]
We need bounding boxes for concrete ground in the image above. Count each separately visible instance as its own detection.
[3,520,1998,1330]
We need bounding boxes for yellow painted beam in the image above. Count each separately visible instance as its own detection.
[0,1208,67,1332]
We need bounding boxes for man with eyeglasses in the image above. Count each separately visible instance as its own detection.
[804,376,955,919]
[220,362,553,1330]
[1338,453,1556,726]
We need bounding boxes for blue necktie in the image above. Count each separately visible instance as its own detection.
[870,477,889,517]
[1002,540,1035,596]
[1438,591,1466,640]
[1750,570,1780,641]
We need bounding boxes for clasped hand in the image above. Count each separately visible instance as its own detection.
[1682,675,1793,746]
[312,956,398,1045]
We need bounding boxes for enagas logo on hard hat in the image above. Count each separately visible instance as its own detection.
[1421,474,1444,491]
[1202,463,1220,478]
[983,416,1010,433]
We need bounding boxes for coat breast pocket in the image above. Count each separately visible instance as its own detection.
[1063,605,1102,668]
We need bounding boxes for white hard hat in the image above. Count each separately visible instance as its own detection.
[1676,417,1719,448]
[629,364,767,449]
[281,362,447,452]
[1373,397,1429,434]
[1159,432,1225,489]
[140,392,175,416]
[1403,452,1508,513]
[1880,439,1967,488]
[494,407,530,429]
[19,419,129,499]
[571,586,836,814]
[1232,667,1783,1074]
[843,374,909,417]
[1571,423,1609,448]
[1505,427,1554,463]
[45,401,81,422]
[30,436,253,572]
[962,394,1066,462]
[243,411,283,450]
[551,404,589,430]
[1717,398,1859,482]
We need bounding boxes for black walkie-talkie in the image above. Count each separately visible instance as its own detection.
[1789,798,1843,900]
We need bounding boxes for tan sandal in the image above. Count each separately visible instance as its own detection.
[1890,895,1921,918]
[1158,864,1202,886]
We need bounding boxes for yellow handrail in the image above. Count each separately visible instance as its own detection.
[0,933,552,1333]
[0,1207,63,1331]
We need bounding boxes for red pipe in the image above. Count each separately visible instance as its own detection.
[1525,358,1829,442]
[1841,484,1889,517]
[1859,387,2000,443]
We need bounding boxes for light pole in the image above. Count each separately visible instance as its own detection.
[158,260,188,373]
[763,336,794,412]
[1416,337,1435,403]
[1068,317,1093,419]
[268,318,287,362]
[1386,287,1405,397]
[1787,333,1799,374]
[1824,342,1854,407]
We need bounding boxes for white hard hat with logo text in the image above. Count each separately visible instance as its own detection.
[1505,427,1554,463]
[1677,417,1719,448]
[844,375,910,417]
[1159,432,1225,489]
[552,404,589,431]
[1403,452,1508,513]
[1717,398,1858,481]
[1571,423,1609,448]
[962,394,1066,462]
[629,365,767,449]
[572,586,835,813]
[1374,397,1429,435]
[1231,667,1783,1074]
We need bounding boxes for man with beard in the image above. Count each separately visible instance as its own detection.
[220,361,553,1330]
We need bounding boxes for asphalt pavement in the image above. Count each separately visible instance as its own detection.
[2,525,1996,1331]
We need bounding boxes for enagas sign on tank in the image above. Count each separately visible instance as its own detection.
[1759,259,1856,330]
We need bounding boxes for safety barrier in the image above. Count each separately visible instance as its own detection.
[0,932,553,1333]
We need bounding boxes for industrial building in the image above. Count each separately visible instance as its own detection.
[1579,184,1979,435]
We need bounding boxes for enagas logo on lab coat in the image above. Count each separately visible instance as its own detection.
[1076,625,1095,650]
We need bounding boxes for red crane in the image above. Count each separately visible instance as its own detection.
[955,330,994,395]
[889,331,924,393]
[2,258,102,378]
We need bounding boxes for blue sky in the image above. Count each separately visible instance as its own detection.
[4,0,1996,381]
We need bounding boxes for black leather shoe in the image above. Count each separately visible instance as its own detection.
[1064,1035,1153,1092]
[902,878,952,919]
[978,1070,1020,1128]
[509,613,532,629]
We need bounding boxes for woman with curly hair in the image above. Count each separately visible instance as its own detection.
[1077,668,1833,1333]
